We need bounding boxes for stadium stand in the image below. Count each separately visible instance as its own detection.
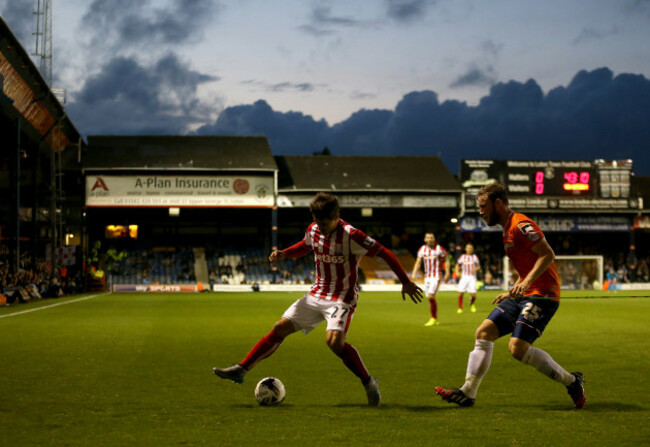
[205,247,314,285]
[360,249,416,284]
[106,247,196,286]
[0,246,81,302]
[1,17,85,300]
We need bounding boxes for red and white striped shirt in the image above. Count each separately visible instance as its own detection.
[304,219,383,307]
[457,254,480,277]
[417,244,447,278]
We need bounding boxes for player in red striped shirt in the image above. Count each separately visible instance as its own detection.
[411,233,450,326]
[455,243,481,313]
[214,192,423,406]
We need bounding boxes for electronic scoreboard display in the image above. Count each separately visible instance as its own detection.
[461,160,632,199]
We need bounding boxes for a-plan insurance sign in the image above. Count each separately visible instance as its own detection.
[86,175,274,207]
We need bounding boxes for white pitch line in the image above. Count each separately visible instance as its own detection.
[0,293,110,319]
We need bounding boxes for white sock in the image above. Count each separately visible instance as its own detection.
[460,339,494,399]
[521,346,575,386]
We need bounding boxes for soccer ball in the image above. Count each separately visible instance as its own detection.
[255,377,286,406]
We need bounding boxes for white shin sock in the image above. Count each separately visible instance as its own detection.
[460,339,494,399]
[521,346,575,387]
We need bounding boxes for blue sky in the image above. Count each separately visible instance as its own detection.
[1,0,649,174]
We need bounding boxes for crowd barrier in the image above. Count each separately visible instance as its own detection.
[619,283,650,290]
[110,282,650,293]
[113,284,199,292]
[210,283,463,293]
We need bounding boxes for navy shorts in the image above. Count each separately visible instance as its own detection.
[487,297,560,344]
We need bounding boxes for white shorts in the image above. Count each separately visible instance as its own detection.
[424,277,442,296]
[457,275,478,294]
[282,293,355,335]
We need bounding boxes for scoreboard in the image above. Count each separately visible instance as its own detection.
[505,161,597,196]
[460,159,636,211]
[461,160,631,198]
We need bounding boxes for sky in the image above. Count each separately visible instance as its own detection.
[1,0,649,175]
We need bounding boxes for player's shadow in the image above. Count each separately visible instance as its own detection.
[231,403,296,409]
[540,402,646,412]
[332,403,448,412]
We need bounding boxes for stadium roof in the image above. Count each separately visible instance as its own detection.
[0,16,83,154]
[84,136,277,172]
[276,155,460,192]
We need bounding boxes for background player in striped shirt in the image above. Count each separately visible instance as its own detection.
[435,183,586,409]
[214,192,423,407]
[455,243,481,313]
[411,233,450,326]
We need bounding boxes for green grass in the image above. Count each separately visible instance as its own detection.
[1,290,649,446]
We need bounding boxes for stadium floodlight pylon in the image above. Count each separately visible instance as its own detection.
[502,255,604,291]
[33,0,53,86]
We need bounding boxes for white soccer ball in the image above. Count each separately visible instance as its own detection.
[255,377,286,406]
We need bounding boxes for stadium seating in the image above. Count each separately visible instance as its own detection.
[206,247,313,285]
[106,247,196,286]
[358,249,416,284]
[100,242,650,289]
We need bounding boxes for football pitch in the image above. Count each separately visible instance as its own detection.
[1,290,649,446]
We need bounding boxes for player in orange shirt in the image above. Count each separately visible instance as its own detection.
[435,183,586,409]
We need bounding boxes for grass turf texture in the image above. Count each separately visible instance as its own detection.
[1,290,649,446]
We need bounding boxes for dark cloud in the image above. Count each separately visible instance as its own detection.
[195,68,650,176]
[573,26,620,45]
[81,0,219,50]
[270,82,315,92]
[329,108,393,154]
[299,5,362,35]
[194,100,329,155]
[385,0,436,22]
[350,91,377,100]
[297,24,337,37]
[67,54,219,135]
[480,40,503,59]
[241,80,319,93]
[311,6,359,27]
[450,66,497,88]
[624,0,650,15]
[0,0,34,48]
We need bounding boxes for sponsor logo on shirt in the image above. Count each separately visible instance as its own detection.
[518,222,533,234]
[518,222,540,242]
[315,253,345,264]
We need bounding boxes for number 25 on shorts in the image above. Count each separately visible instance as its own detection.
[521,302,541,320]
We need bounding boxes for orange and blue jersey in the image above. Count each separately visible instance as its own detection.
[503,212,561,299]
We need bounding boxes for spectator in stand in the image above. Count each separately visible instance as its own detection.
[637,259,650,283]
[627,264,637,283]
[563,262,578,289]
[625,251,637,283]
[484,269,494,286]
[209,268,218,288]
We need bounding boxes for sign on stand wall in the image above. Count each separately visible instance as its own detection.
[86,175,274,207]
